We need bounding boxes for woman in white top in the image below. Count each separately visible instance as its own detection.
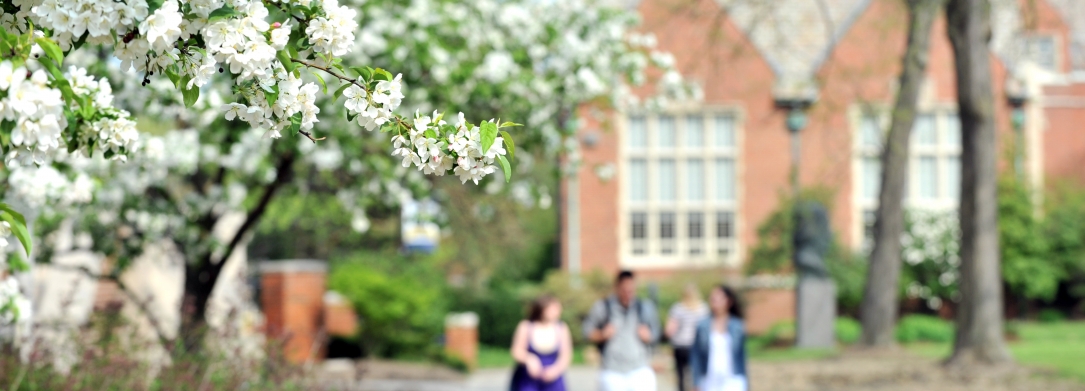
[666,283,709,391]
[689,285,747,391]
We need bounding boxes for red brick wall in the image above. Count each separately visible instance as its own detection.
[1043,82,1085,186]
[744,288,796,335]
[260,261,328,364]
[566,0,1050,275]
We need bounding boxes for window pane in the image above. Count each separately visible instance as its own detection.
[686,115,704,148]
[632,212,647,239]
[946,156,960,200]
[629,115,647,148]
[688,212,703,239]
[917,156,937,199]
[630,159,648,202]
[860,115,881,148]
[913,115,936,146]
[716,212,734,239]
[659,159,676,202]
[631,212,647,255]
[658,115,676,148]
[944,114,961,147]
[660,212,675,239]
[686,159,704,201]
[863,157,881,201]
[660,212,675,255]
[688,212,703,255]
[715,158,735,201]
[714,115,735,148]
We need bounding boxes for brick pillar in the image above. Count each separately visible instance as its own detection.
[323,291,358,338]
[260,260,327,364]
[444,312,478,369]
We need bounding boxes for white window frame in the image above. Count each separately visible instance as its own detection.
[619,107,744,269]
[851,104,961,250]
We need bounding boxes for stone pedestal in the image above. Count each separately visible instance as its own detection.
[795,276,836,348]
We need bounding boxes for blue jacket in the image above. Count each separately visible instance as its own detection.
[690,317,747,389]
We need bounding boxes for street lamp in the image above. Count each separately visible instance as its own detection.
[773,85,818,197]
[1007,89,1030,179]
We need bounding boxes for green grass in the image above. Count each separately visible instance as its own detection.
[476,345,586,369]
[905,321,1085,383]
[748,347,838,362]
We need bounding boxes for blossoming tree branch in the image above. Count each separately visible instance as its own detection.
[0,0,522,322]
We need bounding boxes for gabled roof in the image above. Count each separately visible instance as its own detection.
[714,0,872,81]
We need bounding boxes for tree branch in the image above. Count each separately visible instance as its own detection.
[50,264,173,351]
[204,151,297,286]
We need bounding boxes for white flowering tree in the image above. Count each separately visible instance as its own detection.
[0,0,687,347]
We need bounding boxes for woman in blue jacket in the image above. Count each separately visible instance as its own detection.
[689,285,747,391]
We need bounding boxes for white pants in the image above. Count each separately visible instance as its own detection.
[599,366,656,391]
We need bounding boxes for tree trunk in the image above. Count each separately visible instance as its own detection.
[945,0,1012,365]
[178,151,297,354]
[859,0,941,348]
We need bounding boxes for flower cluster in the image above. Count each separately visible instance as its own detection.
[23,0,148,49]
[0,275,32,327]
[1,61,67,164]
[8,164,95,209]
[222,70,322,138]
[391,111,508,185]
[344,74,405,132]
[303,0,358,57]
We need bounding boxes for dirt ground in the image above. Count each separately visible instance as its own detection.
[344,350,1084,391]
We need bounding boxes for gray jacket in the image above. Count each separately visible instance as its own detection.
[581,295,660,373]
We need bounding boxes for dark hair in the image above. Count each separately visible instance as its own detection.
[615,270,635,284]
[715,285,743,319]
[527,295,559,322]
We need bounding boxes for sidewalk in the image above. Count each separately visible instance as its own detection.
[357,366,677,391]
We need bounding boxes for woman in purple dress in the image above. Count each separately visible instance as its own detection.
[510,296,571,391]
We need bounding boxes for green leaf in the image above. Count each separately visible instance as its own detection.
[146,0,165,13]
[0,204,32,257]
[500,130,515,161]
[347,111,358,123]
[165,67,181,89]
[350,66,372,81]
[290,112,302,134]
[182,85,200,108]
[480,121,497,155]
[34,37,63,65]
[80,95,94,118]
[277,50,295,73]
[207,6,240,21]
[265,84,279,107]
[310,70,327,94]
[373,68,393,81]
[497,155,512,183]
[424,129,437,139]
[70,33,88,52]
[333,83,351,100]
[500,121,523,128]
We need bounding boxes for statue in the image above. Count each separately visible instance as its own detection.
[791,199,836,348]
[792,200,832,279]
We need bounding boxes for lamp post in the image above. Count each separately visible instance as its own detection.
[1008,93,1029,180]
[775,80,828,348]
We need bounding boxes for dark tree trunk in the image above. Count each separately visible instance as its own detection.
[178,151,297,353]
[945,0,1012,365]
[859,0,942,348]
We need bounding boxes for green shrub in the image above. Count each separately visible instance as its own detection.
[328,253,448,358]
[895,315,953,344]
[1038,309,1067,323]
[835,317,862,345]
[448,283,528,347]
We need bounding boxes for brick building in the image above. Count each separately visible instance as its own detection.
[562,0,1085,277]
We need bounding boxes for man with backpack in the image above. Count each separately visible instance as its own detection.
[583,270,660,391]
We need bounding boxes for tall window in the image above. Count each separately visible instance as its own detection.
[855,111,961,250]
[624,111,740,266]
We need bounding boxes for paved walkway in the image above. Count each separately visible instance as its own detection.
[357,366,677,391]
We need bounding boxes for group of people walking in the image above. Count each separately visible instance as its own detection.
[509,270,748,391]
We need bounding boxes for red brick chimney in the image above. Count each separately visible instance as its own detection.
[259,260,328,364]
